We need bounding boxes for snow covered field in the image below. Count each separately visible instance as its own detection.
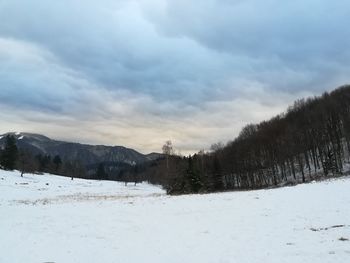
[1,170,349,263]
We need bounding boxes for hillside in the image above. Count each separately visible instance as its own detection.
[144,85,350,194]
[0,170,349,263]
[0,132,161,178]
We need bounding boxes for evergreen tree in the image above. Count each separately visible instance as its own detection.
[0,135,18,170]
[186,156,202,193]
[18,150,38,177]
[36,154,52,172]
[53,155,62,171]
[96,163,107,180]
[211,155,223,191]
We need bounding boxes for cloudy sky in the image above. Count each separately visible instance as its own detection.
[0,0,349,154]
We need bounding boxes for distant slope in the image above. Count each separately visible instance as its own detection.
[0,132,161,176]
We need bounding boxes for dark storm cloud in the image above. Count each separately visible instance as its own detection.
[144,0,350,92]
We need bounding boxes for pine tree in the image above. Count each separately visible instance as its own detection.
[18,150,38,177]
[186,156,202,193]
[53,155,62,172]
[36,154,52,172]
[0,135,18,170]
[96,163,107,180]
[210,155,223,191]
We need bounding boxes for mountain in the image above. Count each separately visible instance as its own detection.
[0,132,161,177]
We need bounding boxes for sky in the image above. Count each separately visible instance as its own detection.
[0,0,349,154]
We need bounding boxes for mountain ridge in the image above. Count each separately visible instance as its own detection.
[0,132,162,177]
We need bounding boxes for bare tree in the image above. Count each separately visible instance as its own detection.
[162,140,174,170]
[210,142,224,152]
[17,151,38,177]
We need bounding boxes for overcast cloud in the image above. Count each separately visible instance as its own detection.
[0,0,349,153]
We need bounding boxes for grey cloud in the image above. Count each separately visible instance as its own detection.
[0,0,234,104]
[145,0,350,57]
[1,0,350,153]
[143,0,350,92]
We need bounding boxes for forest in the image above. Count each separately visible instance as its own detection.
[135,85,350,194]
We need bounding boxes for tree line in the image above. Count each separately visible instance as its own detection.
[0,135,131,182]
[0,135,86,179]
[0,134,144,184]
[135,85,350,194]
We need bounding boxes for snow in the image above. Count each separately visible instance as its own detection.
[1,170,350,263]
[18,135,24,140]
